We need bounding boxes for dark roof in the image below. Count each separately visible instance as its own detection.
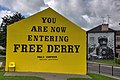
[87,24,115,33]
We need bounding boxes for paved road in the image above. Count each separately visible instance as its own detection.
[0,55,5,57]
[88,61,120,78]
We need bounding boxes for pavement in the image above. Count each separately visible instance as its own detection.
[4,72,91,80]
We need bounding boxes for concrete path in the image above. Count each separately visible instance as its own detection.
[4,72,91,80]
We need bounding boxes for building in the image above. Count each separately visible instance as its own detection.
[6,8,86,74]
[115,30,120,58]
[87,24,115,60]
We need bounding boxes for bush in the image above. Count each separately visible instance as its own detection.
[0,50,3,54]
[115,58,120,64]
[0,50,6,55]
[115,58,117,63]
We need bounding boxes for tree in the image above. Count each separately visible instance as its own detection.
[0,12,25,55]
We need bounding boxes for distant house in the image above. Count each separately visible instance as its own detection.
[115,30,120,58]
[87,24,115,60]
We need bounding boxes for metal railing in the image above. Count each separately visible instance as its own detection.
[87,62,120,77]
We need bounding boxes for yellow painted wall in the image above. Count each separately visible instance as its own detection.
[6,8,86,74]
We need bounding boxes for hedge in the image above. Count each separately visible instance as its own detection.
[115,58,120,64]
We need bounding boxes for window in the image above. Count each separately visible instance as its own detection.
[116,45,120,49]
[116,37,120,42]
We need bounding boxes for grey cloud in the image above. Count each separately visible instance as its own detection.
[48,0,120,30]
[48,0,90,29]
[0,0,47,14]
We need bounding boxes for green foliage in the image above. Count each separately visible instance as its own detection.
[67,73,118,80]
[0,12,25,55]
[0,57,5,61]
[92,59,120,67]
[0,49,3,54]
[115,58,120,64]
[1,12,25,25]
[0,66,5,71]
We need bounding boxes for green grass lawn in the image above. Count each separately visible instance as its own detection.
[0,71,45,80]
[67,73,118,80]
[92,59,120,67]
[0,57,5,61]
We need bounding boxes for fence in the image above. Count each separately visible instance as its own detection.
[87,62,120,77]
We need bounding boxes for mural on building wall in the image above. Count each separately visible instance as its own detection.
[88,33,114,59]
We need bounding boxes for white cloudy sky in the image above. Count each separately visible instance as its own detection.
[0,0,120,30]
